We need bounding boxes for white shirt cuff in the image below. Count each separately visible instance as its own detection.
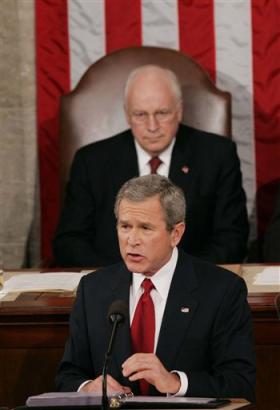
[77,379,93,392]
[170,371,188,396]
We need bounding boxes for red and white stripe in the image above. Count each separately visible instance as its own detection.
[36,0,280,261]
[214,1,256,238]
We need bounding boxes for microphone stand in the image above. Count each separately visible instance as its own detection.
[102,318,120,410]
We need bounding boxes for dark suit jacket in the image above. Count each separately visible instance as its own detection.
[53,124,249,267]
[55,250,255,401]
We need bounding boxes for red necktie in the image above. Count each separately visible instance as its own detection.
[131,278,155,395]
[149,156,162,174]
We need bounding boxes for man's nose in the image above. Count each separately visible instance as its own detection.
[146,114,160,132]
[127,230,140,246]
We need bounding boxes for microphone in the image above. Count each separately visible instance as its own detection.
[102,300,128,410]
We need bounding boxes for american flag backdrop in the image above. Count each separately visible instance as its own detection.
[35,0,280,262]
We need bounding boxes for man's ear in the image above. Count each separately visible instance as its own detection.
[124,104,131,126]
[171,222,185,247]
[177,100,183,122]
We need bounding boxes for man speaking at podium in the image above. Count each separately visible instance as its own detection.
[56,175,255,401]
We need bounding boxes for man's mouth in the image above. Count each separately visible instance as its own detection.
[126,252,144,262]
[145,134,163,141]
[150,135,162,140]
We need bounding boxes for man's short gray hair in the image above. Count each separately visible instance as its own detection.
[114,175,186,231]
[124,65,182,105]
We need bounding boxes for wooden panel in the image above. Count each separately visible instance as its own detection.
[255,345,280,408]
[0,348,63,408]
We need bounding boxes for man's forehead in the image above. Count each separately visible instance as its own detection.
[131,78,172,95]
[119,195,160,206]
[130,67,169,84]
[118,196,163,216]
[127,73,175,100]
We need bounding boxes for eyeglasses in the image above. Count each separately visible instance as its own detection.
[129,109,176,124]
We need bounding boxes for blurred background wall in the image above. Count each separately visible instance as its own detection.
[0,0,40,268]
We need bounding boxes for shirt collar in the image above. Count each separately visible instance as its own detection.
[134,138,175,175]
[131,247,178,300]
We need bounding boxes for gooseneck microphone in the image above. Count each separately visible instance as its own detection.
[102,300,128,410]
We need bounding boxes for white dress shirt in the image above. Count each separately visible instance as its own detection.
[130,247,188,396]
[134,138,175,177]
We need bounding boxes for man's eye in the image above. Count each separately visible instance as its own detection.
[156,110,170,118]
[120,224,129,230]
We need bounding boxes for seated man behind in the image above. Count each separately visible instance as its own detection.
[56,175,255,401]
[53,65,249,267]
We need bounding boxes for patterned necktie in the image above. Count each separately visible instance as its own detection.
[131,278,155,395]
[149,156,162,174]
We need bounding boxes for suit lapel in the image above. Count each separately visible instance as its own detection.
[111,125,196,187]
[106,265,139,392]
[111,126,195,188]
[111,131,139,189]
[169,125,195,193]
[156,251,199,371]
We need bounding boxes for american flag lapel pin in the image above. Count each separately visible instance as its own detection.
[181,307,190,313]
[181,165,189,174]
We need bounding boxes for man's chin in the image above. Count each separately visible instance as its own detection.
[124,260,156,276]
[124,256,146,274]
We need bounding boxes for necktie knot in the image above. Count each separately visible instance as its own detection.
[141,278,154,294]
[149,156,162,174]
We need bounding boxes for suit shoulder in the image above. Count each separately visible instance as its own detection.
[80,262,127,287]
[181,251,245,290]
[179,124,236,149]
[75,130,132,159]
